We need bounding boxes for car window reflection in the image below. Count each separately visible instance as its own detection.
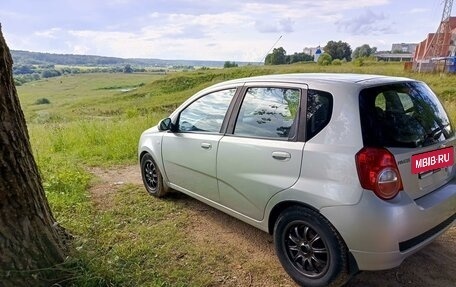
[178,89,236,133]
[234,87,300,139]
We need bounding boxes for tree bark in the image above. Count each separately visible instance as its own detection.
[0,24,67,286]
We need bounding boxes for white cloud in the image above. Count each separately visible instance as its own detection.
[254,18,295,33]
[3,0,441,60]
[336,9,397,35]
[71,44,90,55]
[0,10,27,19]
[34,28,62,38]
[409,8,429,14]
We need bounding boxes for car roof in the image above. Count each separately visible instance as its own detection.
[211,73,416,88]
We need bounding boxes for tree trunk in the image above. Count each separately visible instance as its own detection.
[0,24,67,286]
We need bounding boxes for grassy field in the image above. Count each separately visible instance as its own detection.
[17,63,456,286]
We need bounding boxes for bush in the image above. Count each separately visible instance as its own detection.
[332,59,342,66]
[224,61,238,68]
[35,98,51,105]
[317,53,333,66]
[41,69,61,78]
[353,58,364,67]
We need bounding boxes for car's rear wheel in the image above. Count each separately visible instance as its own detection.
[274,206,350,287]
[140,153,167,198]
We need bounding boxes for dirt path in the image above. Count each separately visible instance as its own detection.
[87,165,142,209]
[88,165,456,287]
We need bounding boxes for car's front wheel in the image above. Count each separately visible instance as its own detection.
[140,153,167,198]
[274,206,350,287]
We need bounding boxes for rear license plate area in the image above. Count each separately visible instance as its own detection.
[411,147,454,174]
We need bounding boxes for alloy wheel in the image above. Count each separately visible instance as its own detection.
[283,221,330,278]
[143,159,158,191]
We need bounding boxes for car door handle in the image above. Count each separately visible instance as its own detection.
[201,142,212,150]
[272,151,291,160]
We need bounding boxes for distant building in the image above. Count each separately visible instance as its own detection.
[375,53,414,62]
[391,43,417,53]
[303,46,322,62]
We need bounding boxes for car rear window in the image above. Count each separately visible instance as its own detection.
[359,82,454,148]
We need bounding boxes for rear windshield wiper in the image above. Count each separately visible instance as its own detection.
[422,124,450,145]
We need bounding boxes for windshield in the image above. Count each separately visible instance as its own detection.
[359,81,454,148]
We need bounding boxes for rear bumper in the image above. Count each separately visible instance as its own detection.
[320,176,456,270]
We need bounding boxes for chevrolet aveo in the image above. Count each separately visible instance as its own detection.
[138,73,455,287]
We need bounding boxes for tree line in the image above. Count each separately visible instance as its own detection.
[264,41,377,66]
[13,64,150,86]
[12,50,247,70]
[265,47,314,65]
[13,50,137,66]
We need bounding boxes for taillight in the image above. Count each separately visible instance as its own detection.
[355,147,403,200]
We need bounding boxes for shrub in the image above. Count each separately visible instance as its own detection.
[317,53,333,66]
[224,61,238,68]
[35,98,51,105]
[353,58,364,67]
[41,69,61,78]
[332,59,342,66]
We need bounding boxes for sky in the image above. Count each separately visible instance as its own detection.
[0,0,448,62]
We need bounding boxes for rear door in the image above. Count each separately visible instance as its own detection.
[217,83,306,220]
[359,81,456,199]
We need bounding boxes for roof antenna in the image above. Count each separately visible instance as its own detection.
[259,35,283,63]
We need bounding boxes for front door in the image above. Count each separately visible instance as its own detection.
[162,88,236,202]
[162,133,223,202]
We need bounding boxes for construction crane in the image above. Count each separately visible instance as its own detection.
[423,0,454,60]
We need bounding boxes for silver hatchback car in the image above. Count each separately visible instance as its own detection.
[138,73,456,286]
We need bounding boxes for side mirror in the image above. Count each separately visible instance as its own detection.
[158,118,173,131]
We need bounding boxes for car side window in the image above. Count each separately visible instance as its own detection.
[306,89,333,141]
[178,89,236,133]
[234,87,300,139]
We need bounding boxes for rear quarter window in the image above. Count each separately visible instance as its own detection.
[306,89,333,141]
[359,82,454,148]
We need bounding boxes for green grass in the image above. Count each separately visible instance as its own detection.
[19,73,163,122]
[46,185,246,286]
[64,186,218,286]
[29,116,160,167]
[17,62,456,286]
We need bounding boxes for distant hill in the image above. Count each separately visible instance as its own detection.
[11,50,254,68]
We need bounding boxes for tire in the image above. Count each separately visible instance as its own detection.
[140,153,167,198]
[273,206,350,287]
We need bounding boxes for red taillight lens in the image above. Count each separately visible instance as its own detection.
[355,147,403,200]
